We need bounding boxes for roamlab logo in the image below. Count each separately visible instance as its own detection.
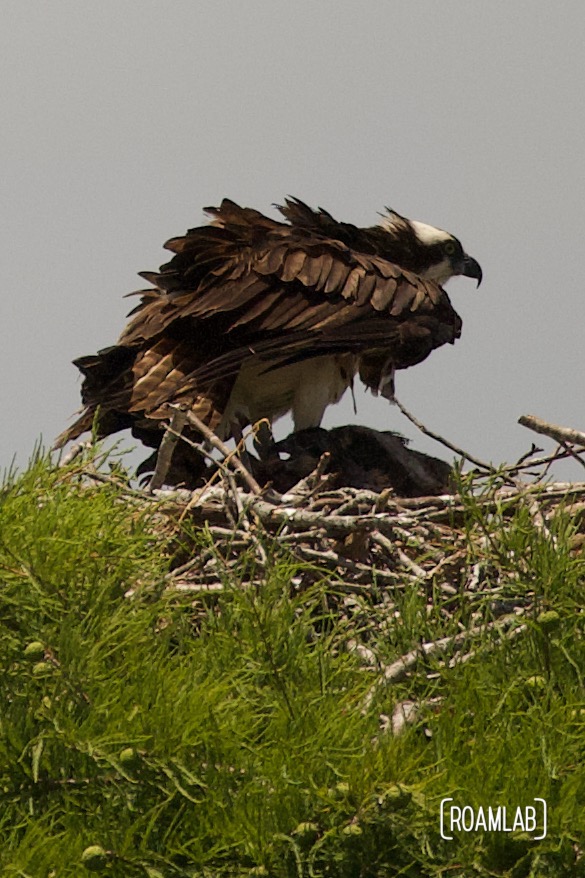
[439,799,547,841]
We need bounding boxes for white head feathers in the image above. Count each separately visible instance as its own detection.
[408,219,451,246]
[378,211,451,246]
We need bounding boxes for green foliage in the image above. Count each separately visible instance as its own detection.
[1,448,585,876]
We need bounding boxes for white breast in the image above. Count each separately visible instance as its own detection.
[219,354,357,437]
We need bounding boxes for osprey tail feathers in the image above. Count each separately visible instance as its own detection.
[53,339,229,449]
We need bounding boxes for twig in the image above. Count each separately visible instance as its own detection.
[394,397,498,473]
[170,581,225,594]
[148,407,189,492]
[503,444,584,478]
[370,530,429,579]
[446,623,527,669]
[58,441,91,467]
[177,406,264,496]
[291,544,403,583]
[282,452,333,503]
[526,496,557,545]
[248,499,395,536]
[518,414,585,449]
[79,468,146,500]
[361,616,525,710]
[558,442,585,474]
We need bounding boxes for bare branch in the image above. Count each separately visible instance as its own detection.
[394,397,498,473]
[172,405,264,496]
[518,414,585,449]
[148,407,189,492]
[361,617,526,710]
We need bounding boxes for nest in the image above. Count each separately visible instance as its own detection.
[63,406,585,721]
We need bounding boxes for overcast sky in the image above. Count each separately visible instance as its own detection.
[2,2,585,479]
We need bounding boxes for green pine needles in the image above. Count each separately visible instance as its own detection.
[1,447,585,876]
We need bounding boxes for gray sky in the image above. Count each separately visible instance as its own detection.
[3,2,585,478]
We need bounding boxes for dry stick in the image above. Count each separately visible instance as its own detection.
[248,498,395,536]
[148,407,189,492]
[170,476,585,535]
[518,414,585,449]
[336,489,393,516]
[292,544,403,584]
[153,403,261,508]
[58,441,91,467]
[558,441,585,474]
[171,581,225,594]
[153,427,261,554]
[154,425,227,504]
[393,397,498,473]
[446,624,527,670]
[275,530,327,542]
[371,530,429,579]
[282,452,333,503]
[167,411,269,563]
[507,439,585,484]
[526,496,557,545]
[177,406,264,496]
[512,443,542,468]
[540,443,569,480]
[361,616,525,710]
[79,467,147,500]
[396,547,428,580]
[504,445,579,477]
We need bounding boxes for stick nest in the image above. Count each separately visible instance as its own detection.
[62,409,585,716]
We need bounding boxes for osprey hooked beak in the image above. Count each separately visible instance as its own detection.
[455,253,483,287]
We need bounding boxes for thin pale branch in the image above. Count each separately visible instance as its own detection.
[518,414,585,449]
[176,406,264,496]
[394,396,497,473]
[148,407,189,492]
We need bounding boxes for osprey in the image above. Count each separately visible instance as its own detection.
[56,198,481,476]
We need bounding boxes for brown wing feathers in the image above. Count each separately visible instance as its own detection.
[56,199,461,451]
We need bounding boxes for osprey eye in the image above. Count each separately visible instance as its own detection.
[444,241,456,256]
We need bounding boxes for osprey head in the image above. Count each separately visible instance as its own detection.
[379,210,483,287]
